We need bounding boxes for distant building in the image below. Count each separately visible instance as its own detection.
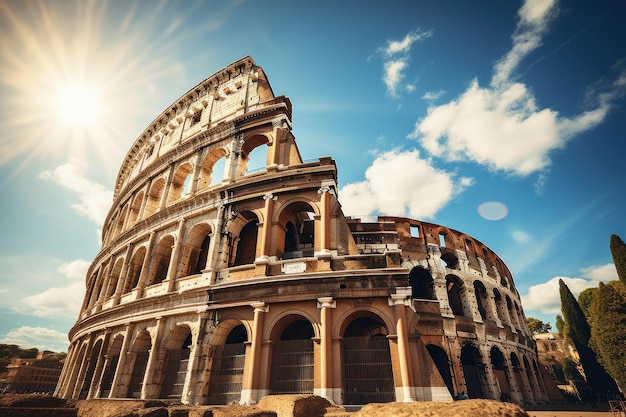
[56,56,549,406]
[0,351,63,394]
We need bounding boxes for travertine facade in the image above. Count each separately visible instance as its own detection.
[55,56,548,406]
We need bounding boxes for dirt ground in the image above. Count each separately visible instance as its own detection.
[0,394,617,417]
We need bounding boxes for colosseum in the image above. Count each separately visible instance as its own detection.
[55,56,549,407]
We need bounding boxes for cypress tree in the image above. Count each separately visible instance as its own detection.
[559,279,617,392]
[610,234,626,286]
[589,281,626,393]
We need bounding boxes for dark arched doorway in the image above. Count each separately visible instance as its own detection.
[207,324,247,404]
[343,317,395,405]
[270,319,314,394]
[460,345,485,399]
[426,344,454,396]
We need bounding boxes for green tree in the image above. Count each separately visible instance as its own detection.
[578,287,597,321]
[589,280,626,392]
[559,279,616,392]
[610,234,626,286]
[555,315,566,337]
[526,317,552,334]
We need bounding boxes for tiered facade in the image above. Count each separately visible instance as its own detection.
[55,56,548,406]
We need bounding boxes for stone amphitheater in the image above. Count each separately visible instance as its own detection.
[54,56,550,408]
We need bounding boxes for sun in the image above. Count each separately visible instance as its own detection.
[56,84,99,127]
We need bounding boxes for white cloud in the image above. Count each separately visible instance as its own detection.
[0,326,69,351]
[422,89,445,101]
[409,0,626,177]
[39,161,113,226]
[520,263,617,315]
[23,281,85,318]
[57,259,91,280]
[378,29,433,98]
[338,149,473,219]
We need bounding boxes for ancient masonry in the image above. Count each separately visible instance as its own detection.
[55,56,549,406]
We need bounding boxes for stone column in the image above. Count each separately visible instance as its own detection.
[316,297,336,401]
[189,151,203,196]
[241,301,268,404]
[391,293,415,402]
[182,309,209,405]
[316,185,334,253]
[71,335,96,399]
[113,244,134,306]
[166,218,186,293]
[158,163,176,210]
[258,193,275,259]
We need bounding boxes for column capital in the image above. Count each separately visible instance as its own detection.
[317,297,336,309]
[251,301,268,313]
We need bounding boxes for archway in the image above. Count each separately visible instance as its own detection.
[99,335,123,398]
[342,316,395,405]
[446,275,466,317]
[160,327,193,399]
[80,339,103,399]
[126,331,151,398]
[231,213,259,266]
[270,318,314,394]
[490,347,510,398]
[278,202,315,260]
[409,267,435,300]
[207,323,247,404]
[460,344,485,399]
[426,344,454,396]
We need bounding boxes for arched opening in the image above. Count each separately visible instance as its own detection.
[198,148,227,189]
[493,289,507,324]
[160,327,193,400]
[409,267,435,300]
[278,202,315,260]
[143,177,165,219]
[446,275,466,317]
[167,163,194,205]
[183,223,212,276]
[460,344,486,399]
[440,251,458,269]
[80,339,103,399]
[426,344,454,396]
[231,213,259,267]
[147,235,174,286]
[99,335,123,398]
[510,353,528,402]
[343,316,394,405]
[115,206,128,237]
[128,191,143,225]
[106,259,124,299]
[523,355,539,402]
[473,280,488,321]
[490,347,510,398]
[207,324,247,404]
[126,331,152,398]
[240,134,269,176]
[124,247,146,293]
[506,295,519,327]
[270,318,315,395]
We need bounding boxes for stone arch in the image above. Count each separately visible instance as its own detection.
[473,280,488,321]
[409,266,435,300]
[206,320,248,405]
[275,200,318,260]
[147,235,175,286]
[239,133,270,176]
[128,191,144,225]
[99,334,124,398]
[167,162,194,204]
[342,314,395,405]
[80,339,103,399]
[143,177,166,219]
[446,274,468,317]
[106,257,124,299]
[126,330,152,398]
[198,148,228,190]
[426,344,454,396]
[160,324,193,400]
[506,295,519,327]
[511,352,530,403]
[493,288,508,324]
[230,211,259,267]
[114,205,128,236]
[490,346,510,397]
[268,314,315,395]
[182,222,213,276]
[124,246,146,293]
[460,344,486,399]
[523,355,540,401]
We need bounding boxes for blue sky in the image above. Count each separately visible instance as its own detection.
[1,0,625,352]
